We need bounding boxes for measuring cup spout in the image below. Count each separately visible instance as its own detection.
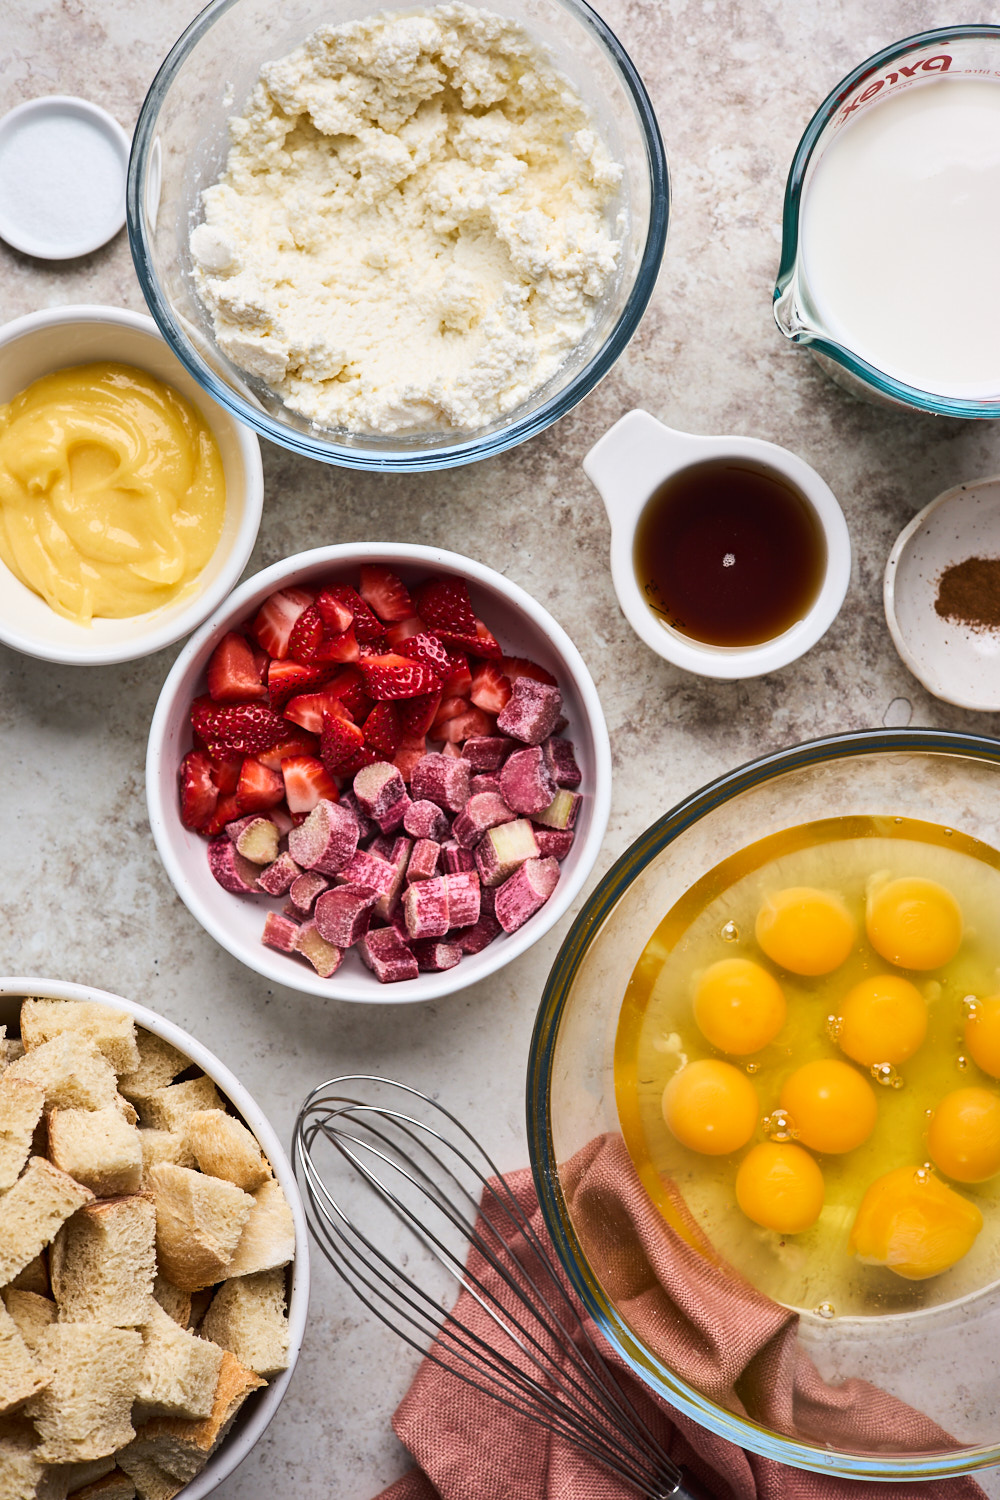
[582,409,703,532]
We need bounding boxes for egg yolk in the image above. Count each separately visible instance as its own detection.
[836,974,928,1067]
[778,1058,878,1154]
[662,1059,759,1156]
[866,876,962,970]
[735,1142,825,1233]
[964,994,1000,1078]
[755,886,856,976]
[848,1164,983,1280]
[692,957,786,1055]
[926,1087,1000,1183]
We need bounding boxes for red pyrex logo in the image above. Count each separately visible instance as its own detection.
[837,54,952,122]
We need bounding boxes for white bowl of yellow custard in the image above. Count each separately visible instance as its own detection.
[0,305,262,664]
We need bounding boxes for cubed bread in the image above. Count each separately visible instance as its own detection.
[134,1303,224,1420]
[47,1109,142,1199]
[7,1038,118,1114]
[19,1003,139,1078]
[183,1110,270,1194]
[137,1131,195,1185]
[0,1300,48,1413]
[8,1258,50,1299]
[50,1196,156,1327]
[70,1471,135,1500]
[0,1075,46,1192]
[133,1079,223,1135]
[57,1455,115,1494]
[148,1166,253,1292]
[225,1179,295,1279]
[0,1159,94,1289]
[28,1325,142,1464]
[0,1424,67,1500]
[150,1278,190,1330]
[199,1268,289,1377]
[2,1292,56,1353]
[113,1451,183,1500]
[116,1036,189,1105]
[122,1351,264,1482]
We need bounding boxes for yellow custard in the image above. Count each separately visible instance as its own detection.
[0,362,226,623]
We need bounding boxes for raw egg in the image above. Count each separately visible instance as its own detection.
[866,876,962,970]
[755,886,855,976]
[927,1087,1000,1182]
[692,957,786,1055]
[849,1164,982,1280]
[964,994,1000,1078]
[661,1059,758,1156]
[735,1142,825,1233]
[836,974,928,1067]
[778,1058,878,1154]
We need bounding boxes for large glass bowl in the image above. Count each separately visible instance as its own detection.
[126,0,667,472]
[528,728,1000,1482]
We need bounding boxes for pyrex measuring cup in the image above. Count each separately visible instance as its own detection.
[774,25,1000,418]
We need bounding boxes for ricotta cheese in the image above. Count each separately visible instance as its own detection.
[190,3,624,435]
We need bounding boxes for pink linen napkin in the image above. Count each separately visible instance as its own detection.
[373,1134,988,1500]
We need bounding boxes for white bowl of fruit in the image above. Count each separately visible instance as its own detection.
[146,544,611,1001]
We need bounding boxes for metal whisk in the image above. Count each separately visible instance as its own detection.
[294,1076,716,1500]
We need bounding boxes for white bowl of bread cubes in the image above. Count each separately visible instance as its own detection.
[0,977,308,1500]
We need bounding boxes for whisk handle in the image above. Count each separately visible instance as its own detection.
[663,1467,721,1500]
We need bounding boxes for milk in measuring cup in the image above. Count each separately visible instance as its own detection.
[801,78,1000,398]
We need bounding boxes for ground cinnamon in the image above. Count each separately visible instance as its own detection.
[934,557,1000,631]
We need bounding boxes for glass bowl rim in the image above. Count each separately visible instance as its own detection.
[772,24,1000,421]
[527,725,1000,1479]
[125,0,669,472]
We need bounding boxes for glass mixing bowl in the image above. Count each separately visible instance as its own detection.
[126,0,667,472]
[527,728,1000,1482]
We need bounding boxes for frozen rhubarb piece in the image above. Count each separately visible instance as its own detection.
[442,739,463,758]
[453,792,516,850]
[470,774,501,797]
[261,911,300,954]
[411,752,470,813]
[403,799,450,841]
[404,876,450,940]
[533,827,576,860]
[406,839,441,882]
[359,927,419,983]
[256,851,301,895]
[454,912,503,954]
[234,817,280,866]
[288,798,360,874]
[335,849,395,897]
[374,836,412,920]
[441,841,476,874]
[479,883,497,917]
[208,837,260,893]
[410,939,462,973]
[475,820,540,887]
[353,762,411,832]
[293,921,343,978]
[496,678,562,746]
[461,735,515,771]
[288,870,329,915]
[534,789,582,830]
[445,870,481,929]
[544,737,582,789]
[495,857,561,934]
[314,884,380,947]
[340,788,376,842]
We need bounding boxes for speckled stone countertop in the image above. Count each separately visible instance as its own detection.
[4,1,1000,1495]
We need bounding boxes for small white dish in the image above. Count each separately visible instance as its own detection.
[0,305,263,666]
[583,409,851,680]
[0,97,129,259]
[884,476,1000,712]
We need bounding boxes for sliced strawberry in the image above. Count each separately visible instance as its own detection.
[438,705,493,743]
[470,661,511,714]
[399,632,452,678]
[434,619,503,660]
[339,680,374,722]
[359,653,441,700]
[394,734,427,782]
[398,690,441,738]
[414,577,477,634]
[320,713,366,776]
[429,695,470,737]
[191,697,289,755]
[312,626,359,664]
[268,659,332,713]
[359,565,413,624]
[206,632,268,703]
[325,585,387,648]
[204,790,242,837]
[250,587,314,661]
[236,757,285,814]
[362,701,402,758]
[385,615,423,647]
[281,755,339,815]
[501,655,559,686]
[316,589,354,635]
[179,751,218,831]
[288,605,324,664]
[256,731,320,770]
[441,653,472,698]
[284,689,351,736]
[204,743,243,794]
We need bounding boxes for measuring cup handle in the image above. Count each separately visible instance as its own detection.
[582,409,703,531]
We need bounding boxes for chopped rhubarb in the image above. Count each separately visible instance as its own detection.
[403,877,451,940]
[314,884,379,948]
[461,735,514,771]
[374,836,412,920]
[499,746,556,816]
[234,817,280,866]
[494,857,560,933]
[288,870,329,915]
[532,827,575,860]
[469,774,501,797]
[293,920,343,978]
[444,871,481,929]
[452,792,516,849]
[208,838,260,894]
[353,761,410,832]
[262,911,300,954]
[256,851,301,895]
[358,927,418,983]
[406,839,441,882]
[411,753,470,813]
[410,939,462,973]
[403,800,450,841]
[496,678,562,746]
[453,912,503,954]
[474,819,540,887]
[287,799,360,874]
[544,737,582,789]
[334,849,395,897]
[534,789,581,830]
[441,841,476,874]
